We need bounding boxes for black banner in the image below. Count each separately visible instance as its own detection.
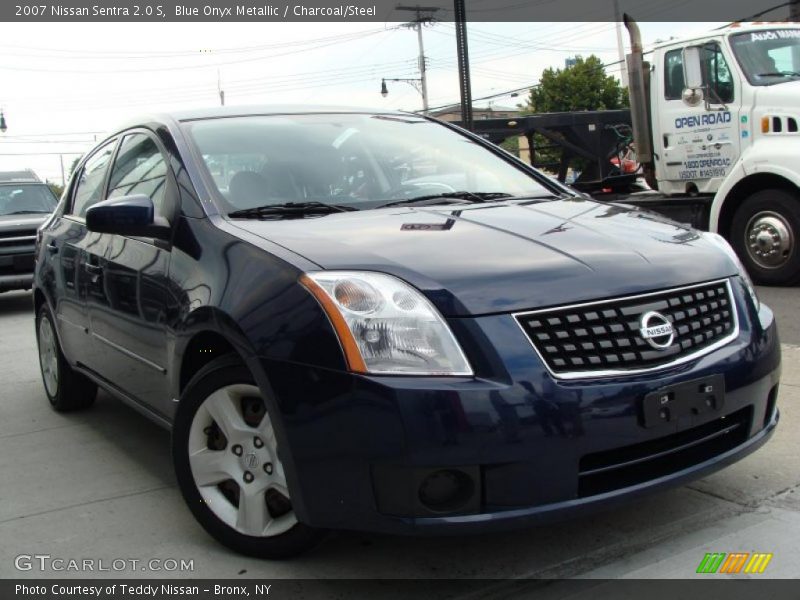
[2,0,797,22]
[3,579,800,600]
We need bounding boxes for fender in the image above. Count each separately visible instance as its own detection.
[709,147,800,232]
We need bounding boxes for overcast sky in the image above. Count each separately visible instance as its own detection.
[0,18,722,183]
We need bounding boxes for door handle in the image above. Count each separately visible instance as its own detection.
[84,263,102,274]
[46,242,58,254]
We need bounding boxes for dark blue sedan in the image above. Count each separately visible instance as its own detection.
[33,107,780,557]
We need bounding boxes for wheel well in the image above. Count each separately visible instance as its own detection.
[33,288,46,316]
[718,173,799,237]
[179,331,237,394]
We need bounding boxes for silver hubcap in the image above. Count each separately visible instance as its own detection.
[746,211,794,269]
[188,384,296,537]
[38,316,59,397]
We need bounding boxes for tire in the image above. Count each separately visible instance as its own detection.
[36,304,97,411]
[172,354,324,558]
[730,188,800,286]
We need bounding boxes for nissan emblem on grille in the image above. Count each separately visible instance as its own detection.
[639,311,675,350]
[513,280,736,378]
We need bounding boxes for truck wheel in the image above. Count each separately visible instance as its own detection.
[36,304,97,411]
[172,354,325,558]
[730,189,800,286]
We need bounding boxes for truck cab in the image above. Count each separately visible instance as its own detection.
[644,23,800,284]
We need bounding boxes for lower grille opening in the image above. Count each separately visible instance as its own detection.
[578,406,752,498]
[764,385,779,428]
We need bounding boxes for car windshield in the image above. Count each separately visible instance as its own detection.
[183,113,554,213]
[730,29,800,85]
[0,183,58,216]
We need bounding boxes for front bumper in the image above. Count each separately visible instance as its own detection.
[260,280,781,535]
[0,246,35,292]
[0,272,33,292]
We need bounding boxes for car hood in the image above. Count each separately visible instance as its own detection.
[0,213,49,230]
[231,197,737,316]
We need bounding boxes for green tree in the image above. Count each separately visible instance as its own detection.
[68,157,81,178]
[48,182,64,199]
[520,55,629,174]
[524,55,628,113]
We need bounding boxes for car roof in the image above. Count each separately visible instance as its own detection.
[171,104,412,121]
[117,104,415,128]
[0,169,42,183]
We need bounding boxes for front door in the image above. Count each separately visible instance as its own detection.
[656,41,741,194]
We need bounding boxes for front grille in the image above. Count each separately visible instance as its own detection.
[0,229,36,241]
[515,279,737,378]
[577,406,752,497]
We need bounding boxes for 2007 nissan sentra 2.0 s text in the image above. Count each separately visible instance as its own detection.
[32,107,781,558]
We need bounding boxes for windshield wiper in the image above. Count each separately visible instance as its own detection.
[228,201,358,220]
[755,71,800,77]
[376,191,514,209]
[4,210,52,215]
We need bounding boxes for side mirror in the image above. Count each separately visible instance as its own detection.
[682,46,704,90]
[85,194,170,239]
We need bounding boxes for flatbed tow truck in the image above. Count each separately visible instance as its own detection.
[464,16,800,285]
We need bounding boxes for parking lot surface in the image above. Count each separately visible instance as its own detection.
[0,287,798,583]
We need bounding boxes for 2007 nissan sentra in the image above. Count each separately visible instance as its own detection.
[32,107,780,557]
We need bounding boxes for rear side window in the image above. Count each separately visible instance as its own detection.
[107,132,168,213]
[71,139,116,217]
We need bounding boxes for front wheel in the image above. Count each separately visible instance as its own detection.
[730,188,800,285]
[172,355,324,558]
[36,304,97,411]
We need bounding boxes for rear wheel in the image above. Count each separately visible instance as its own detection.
[730,188,800,286]
[172,355,323,558]
[36,304,97,411]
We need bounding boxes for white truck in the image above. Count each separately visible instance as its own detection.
[469,17,800,285]
[624,16,800,285]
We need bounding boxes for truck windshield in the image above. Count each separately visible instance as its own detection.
[183,113,555,214]
[0,184,58,216]
[730,29,800,85]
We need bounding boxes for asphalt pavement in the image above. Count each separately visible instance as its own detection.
[0,287,797,586]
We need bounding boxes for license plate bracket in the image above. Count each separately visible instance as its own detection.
[640,374,725,428]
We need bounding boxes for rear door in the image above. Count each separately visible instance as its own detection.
[54,139,117,366]
[88,131,175,413]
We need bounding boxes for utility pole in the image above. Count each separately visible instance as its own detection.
[59,154,65,186]
[614,0,628,87]
[454,0,473,130]
[791,0,800,20]
[217,68,225,106]
[396,5,439,113]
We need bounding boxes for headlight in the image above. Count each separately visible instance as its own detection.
[300,271,473,376]
[704,232,760,311]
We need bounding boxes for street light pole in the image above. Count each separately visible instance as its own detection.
[396,5,439,113]
[415,19,429,112]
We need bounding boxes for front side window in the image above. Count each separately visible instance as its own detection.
[664,49,685,100]
[107,132,168,213]
[730,29,800,85]
[71,139,116,217]
[0,184,58,216]
[183,113,553,213]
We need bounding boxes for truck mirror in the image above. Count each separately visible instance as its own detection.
[682,46,704,90]
[681,87,704,107]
